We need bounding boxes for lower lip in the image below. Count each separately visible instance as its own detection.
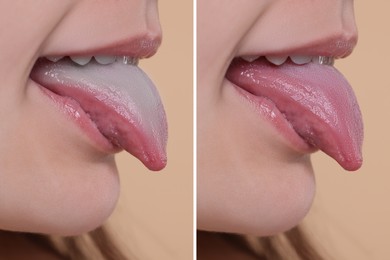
[227,79,318,155]
[30,78,122,154]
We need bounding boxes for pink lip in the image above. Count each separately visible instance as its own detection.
[46,35,162,58]
[265,38,357,58]
[226,57,363,171]
[226,32,363,171]
[238,37,358,59]
[231,83,318,154]
[30,35,167,171]
[32,79,121,154]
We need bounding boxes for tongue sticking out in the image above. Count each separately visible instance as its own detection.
[31,58,167,171]
[226,58,363,171]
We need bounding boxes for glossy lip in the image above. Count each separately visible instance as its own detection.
[42,35,162,58]
[31,78,122,154]
[236,36,358,58]
[225,37,358,156]
[29,35,162,156]
[228,79,318,155]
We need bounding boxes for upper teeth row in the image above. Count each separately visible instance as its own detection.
[45,55,139,66]
[241,55,335,66]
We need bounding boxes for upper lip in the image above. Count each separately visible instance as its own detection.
[41,34,162,59]
[236,34,358,59]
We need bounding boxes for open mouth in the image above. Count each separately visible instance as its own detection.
[29,54,167,171]
[226,55,363,171]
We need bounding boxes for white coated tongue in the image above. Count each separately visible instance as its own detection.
[31,58,167,171]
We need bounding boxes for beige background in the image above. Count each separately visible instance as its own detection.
[107,1,193,260]
[306,1,390,260]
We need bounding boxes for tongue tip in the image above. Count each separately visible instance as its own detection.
[141,152,167,171]
[146,159,167,171]
[339,156,362,171]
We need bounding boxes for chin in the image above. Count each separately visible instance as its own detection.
[253,163,316,236]
[48,160,121,236]
[3,157,121,237]
[198,156,316,237]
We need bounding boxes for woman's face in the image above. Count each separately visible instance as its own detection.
[0,0,165,235]
[198,0,360,235]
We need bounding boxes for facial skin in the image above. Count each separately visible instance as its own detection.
[0,0,161,235]
[198,0,357,235]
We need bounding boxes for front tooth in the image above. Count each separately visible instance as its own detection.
[290,55,312,65]
[70,56,92,66]
[46,56,64,62]
[265,56,288,66]
[94,55,116,65]
[241,55,260,62]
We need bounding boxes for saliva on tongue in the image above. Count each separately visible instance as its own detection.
[226,58,363,171]
[31,58,167,171]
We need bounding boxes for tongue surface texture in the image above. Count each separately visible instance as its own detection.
[31,58,167,171]
[226,58,363,171]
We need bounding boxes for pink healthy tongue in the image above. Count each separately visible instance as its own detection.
[31,58,167,171]
[226,58,363,171]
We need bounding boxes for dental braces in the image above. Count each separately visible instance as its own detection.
[122,56,139,65]
[316,56,335,66]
